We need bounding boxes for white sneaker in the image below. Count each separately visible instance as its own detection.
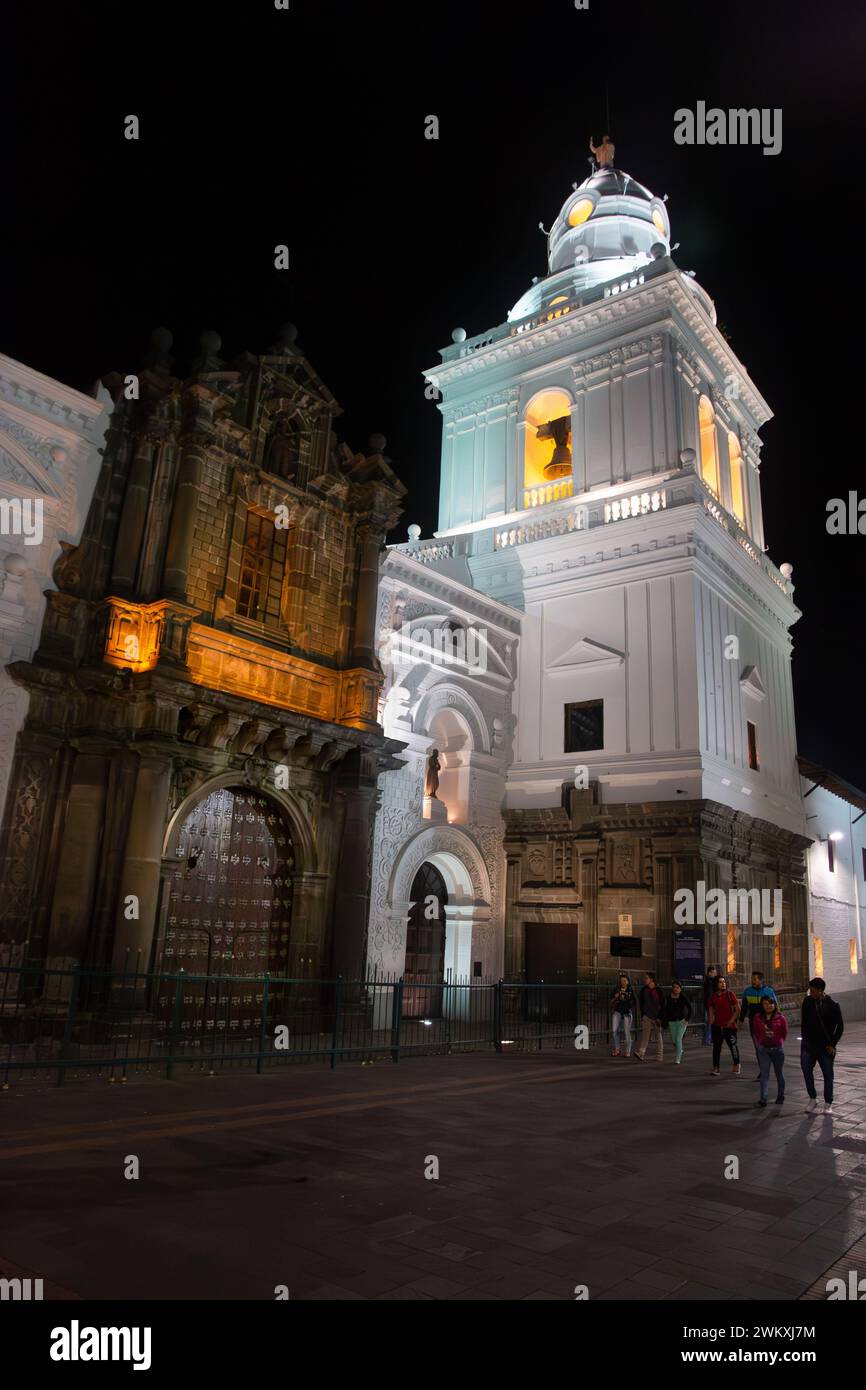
[804,1098,818,1112]
[824,1102,834,1114]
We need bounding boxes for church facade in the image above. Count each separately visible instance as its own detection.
[0,353,110,911]
[373,160,813,994]
[0,326,404,997]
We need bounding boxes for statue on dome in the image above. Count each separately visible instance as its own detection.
[589,134,615,171]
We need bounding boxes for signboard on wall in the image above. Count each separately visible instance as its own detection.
[617,913,633,936]
[673,928,706,981]
[610,936,642,959]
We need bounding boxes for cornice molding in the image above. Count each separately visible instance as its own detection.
[430,272,771,429]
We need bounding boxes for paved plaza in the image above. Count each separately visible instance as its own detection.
[1,1024,865,1301]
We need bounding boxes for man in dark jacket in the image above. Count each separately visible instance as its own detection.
[801,977,844,1114]
[634,973,665,1062]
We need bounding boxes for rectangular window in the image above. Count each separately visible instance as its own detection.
[814,937,824,977]
[828,840,835,873]
[237,511,288,625]
[851,940,859,975]
[564,700,604,754]
[747,721,759,771]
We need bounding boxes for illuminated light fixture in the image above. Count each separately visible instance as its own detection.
[550,295,568,306]
[568,197,594,227]
[652,208,667,235]
[741,786,752,796]
[420,1019,433,1027]
[500,1040,515,1045]
[829,831,844,841]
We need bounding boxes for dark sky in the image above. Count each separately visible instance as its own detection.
[6,0,865,785]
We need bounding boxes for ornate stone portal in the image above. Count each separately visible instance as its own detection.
[0,329,405,989]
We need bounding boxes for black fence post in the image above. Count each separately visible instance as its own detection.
[494,979,503,1054]
[57,967,81,1088]
[391,980,404,1063]
[167,974,183,1080]
[257,973,270,1075]
[331,976,342,1070]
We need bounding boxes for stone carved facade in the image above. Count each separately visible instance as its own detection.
[367,548,519,982]
[0,354,110,853]
[0,330,405,985]
[503,786,810,984]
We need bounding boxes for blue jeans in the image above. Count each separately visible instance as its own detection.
[757,1044,785,1101]
[801,1044,834,1103]
[611,1011,633,1053]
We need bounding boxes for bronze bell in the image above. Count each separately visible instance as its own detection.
[537,415,572,480]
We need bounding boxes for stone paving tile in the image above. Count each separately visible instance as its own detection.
[663,1281,733,1300]
[1,1023,865,1301]
[596,1279,669,1301]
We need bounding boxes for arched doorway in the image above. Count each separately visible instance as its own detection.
[403,861,448,1018]
[162,786,294,977]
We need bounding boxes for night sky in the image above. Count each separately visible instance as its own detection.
[6,0,865,785]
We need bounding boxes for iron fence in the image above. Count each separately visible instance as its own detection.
[0,962,803,1088]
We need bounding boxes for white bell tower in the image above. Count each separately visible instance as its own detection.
[424,161,804,835]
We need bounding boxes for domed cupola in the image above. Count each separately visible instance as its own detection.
[509,161,672,322]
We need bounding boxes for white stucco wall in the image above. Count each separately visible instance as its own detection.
[801,774,866,1018]
[0,354,111,823]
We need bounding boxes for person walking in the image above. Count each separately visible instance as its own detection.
[753,995,788,1107]
[664,981,692,1065]
[609,973,637,1057]
[634,972,665,1062]
[703,966,720,1045]
[740,971,779,1079]
[708,974,741,1076]
[801,977,844,1114]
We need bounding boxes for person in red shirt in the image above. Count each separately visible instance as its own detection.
[753,996,788,1107]
[708,975,741,1076]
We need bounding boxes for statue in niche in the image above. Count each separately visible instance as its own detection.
[424,748,441,799]
[264,414,300,478]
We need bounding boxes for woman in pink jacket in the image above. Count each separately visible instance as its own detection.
[753,996,788,1107]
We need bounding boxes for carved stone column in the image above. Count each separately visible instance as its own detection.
[110,434,156,596]
[331,781,379,982]
[163,432,208,603]
[111,754,173,984]
[351,525,382,669]
[45,753,109,978]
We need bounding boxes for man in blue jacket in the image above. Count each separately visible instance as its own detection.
[740,971,778,1079]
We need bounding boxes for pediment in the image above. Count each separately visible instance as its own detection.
[548,636,625,671]
[740,665,767,701]
[0,417,61,499]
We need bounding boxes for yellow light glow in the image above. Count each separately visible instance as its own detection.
[568,198,594,227]
[726,923,736,975]
[728,433,746,526]
[814,937,824,977]
[774,937,781,971]
[699,396,720,497]
[549,295,568,306]
[652,208,667,235]
[103,599,164,673]
[523,389,573,491]
[850,940,858,975]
